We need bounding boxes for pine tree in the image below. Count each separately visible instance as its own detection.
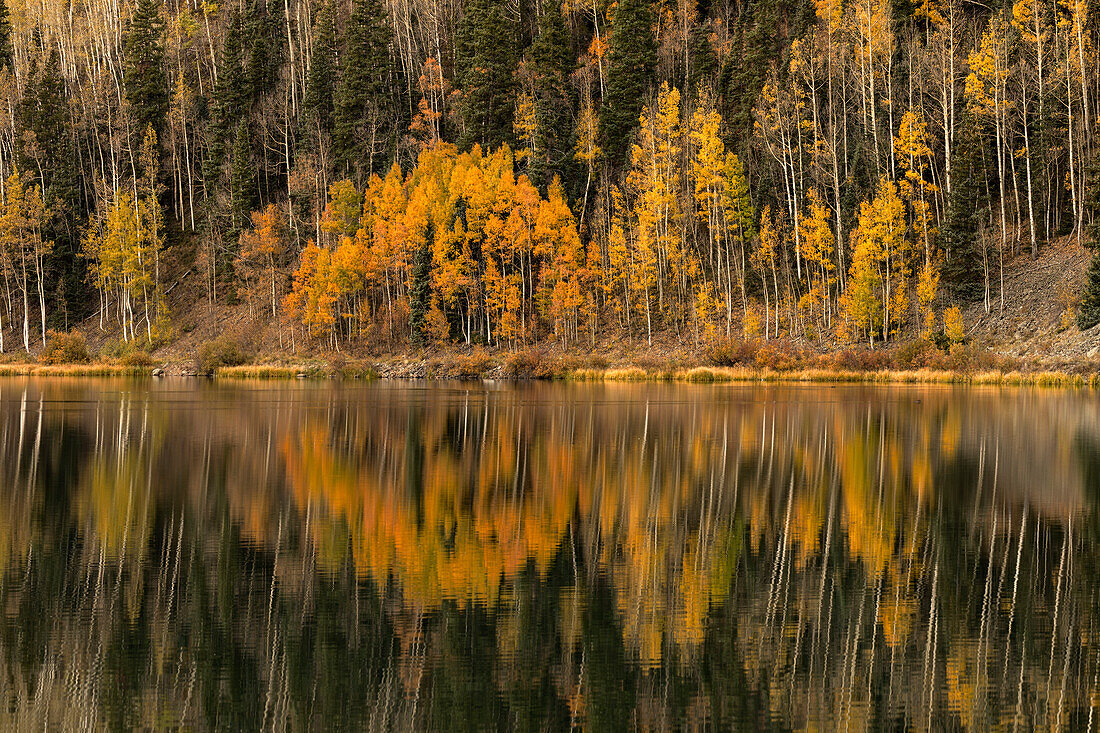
[687,24,718,98]
[244,0,284,105]
[1078,254,1100,330]
[303,1,338,146]
[229,120,256,235]
[529,0,575,190]
[16,48,89,327]
[457,0,518,151]
[333,0,394,180]
[941,119,986,301]
[123,0,168,148]
[409,222,434,344]
[1077,157,1100,329]
[208,10,249,171]
[597,0,656,167]
[0,0,13,70]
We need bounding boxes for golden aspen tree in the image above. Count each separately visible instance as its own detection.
[797,189,835,331]
[535,177,586,345]
[82,188,161,344]
[237,203,287,319]
[0,171,50,351]
[893,110,938,265]
[840,179,907,345]
[752,206,781,339]
[943,304,965,342]
[689,99,733,334]
[1012,0,1048,258]
[284,241,339,341]
[628,83,683,341]
[574,96,600,220]
[916,259,940,337]
[513,92,538,171]
[723,153,755,327]
[840,206,883,345]
[965,16,1011,312]
[320,180,363,245]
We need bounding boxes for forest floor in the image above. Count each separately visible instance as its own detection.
[55,232,1100,379]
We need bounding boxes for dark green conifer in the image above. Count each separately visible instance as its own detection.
[123,0,168,148]
[597,0,656,168]
[0,1,13,70]
[1077,158,1100,330]
[941,119,987,302]
[408,223,434,345]
[303,1,338,146]
[457,0,518,151]
[229,120,256,235]
[333,0,394,181]
[529,0,575,191]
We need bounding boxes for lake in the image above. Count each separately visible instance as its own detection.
[0,378,1097,730]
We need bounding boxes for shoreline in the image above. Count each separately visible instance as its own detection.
[1,361,1097,387]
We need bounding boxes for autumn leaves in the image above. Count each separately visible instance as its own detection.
[277,79,954,352]
[283,145,584,350]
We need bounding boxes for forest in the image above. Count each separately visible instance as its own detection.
[1,0,1099,359]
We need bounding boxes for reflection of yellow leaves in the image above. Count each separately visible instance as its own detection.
[78,454,154,561]
[946,645,979,731]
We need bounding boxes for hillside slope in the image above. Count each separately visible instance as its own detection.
[963,237,1100,365]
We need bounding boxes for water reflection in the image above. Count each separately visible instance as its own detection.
[0,379,1098,730]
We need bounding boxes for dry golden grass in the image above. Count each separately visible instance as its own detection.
[0,363,152,377]
[568,365,1098,387]
[215,365,300,379]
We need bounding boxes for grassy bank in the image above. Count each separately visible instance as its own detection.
[0,363,154,377]
[213,362,380,380]
[4,331,1097,386]
[572,366,1100,387]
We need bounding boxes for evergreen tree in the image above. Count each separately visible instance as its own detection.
[941,119,986,301]
[333,0,394,181]
[16,49,86,324]
[1077,254,1100,330]
[687,24,718,98]
[245,0,285,105]
[208,9,248,172]
[597,0,656,168]
[229,120,256,235]
[303,1,338,147]
[1077,157,1100,329]
[529,0,575,191]
[457,0,518,151]
[123,0,168,149]
[0,0,13,70]
[409,223,434,344]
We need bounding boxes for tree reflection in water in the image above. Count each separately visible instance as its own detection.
[0,379,1097,730]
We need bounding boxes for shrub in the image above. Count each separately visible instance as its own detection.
[892,340,942,369]
[120,350,156,368]
[708,338,760,367]
[40,330,91,365]
[196,337,250,375]
[584,354,609,370]
[452,350,494,378]
[503,348,544,378]
[826,347,891,372]
[326,352,347,377]
[754,340,808,371]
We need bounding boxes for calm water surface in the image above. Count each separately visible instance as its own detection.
[0,378,1098,730]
